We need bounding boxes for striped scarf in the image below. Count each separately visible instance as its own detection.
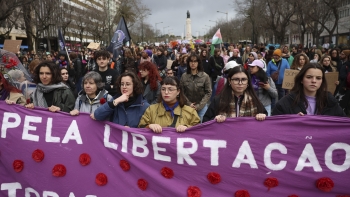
[220,92,258,117]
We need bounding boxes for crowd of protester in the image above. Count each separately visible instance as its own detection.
[2,41,349,134]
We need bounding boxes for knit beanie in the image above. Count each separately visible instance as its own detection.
[273,49,282,57]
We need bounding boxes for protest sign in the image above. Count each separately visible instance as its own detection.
[325,72,339,94]
[167,59,173,70]
[282,69,299,89]
[0,102,349,196]
[3,40,22,53]
[87,42,100,50]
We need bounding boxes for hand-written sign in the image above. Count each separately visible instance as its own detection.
[167,60,173,70]
[3,40,22,53]
[282,69,300,89]
[87,42,100,50]
[325,72,339,94]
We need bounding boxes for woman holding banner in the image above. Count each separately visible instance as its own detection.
[25,61,75,112]
[203,66,267,123]
[138,76,200,133]
[272,63,346,116]
[92,72,149,127]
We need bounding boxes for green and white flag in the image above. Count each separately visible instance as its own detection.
[210,28,223,56]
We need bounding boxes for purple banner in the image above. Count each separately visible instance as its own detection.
[0,101,350,197]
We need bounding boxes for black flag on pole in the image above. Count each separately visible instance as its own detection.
[58,28,66,51]
[107,16,131,60]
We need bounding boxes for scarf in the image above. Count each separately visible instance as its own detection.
[33,82,67,107]
[220,92,258,117]
[162,101,179,117]
[0,88,9,101]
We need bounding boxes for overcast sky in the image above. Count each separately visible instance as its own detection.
[142,0,237,38]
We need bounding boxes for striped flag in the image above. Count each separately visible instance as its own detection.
[210,29,223,56]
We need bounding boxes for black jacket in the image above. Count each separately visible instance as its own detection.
[227,56,243,65]
[153,55,167,70]
[272,92,346,117]
[209,56,224,80]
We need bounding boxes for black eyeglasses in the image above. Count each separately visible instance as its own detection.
[230,78,248,85]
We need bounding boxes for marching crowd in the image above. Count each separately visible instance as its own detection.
[1,42,349,133]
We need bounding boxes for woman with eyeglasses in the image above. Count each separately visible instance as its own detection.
[272,63,346,117]
[139,61,162,104]
[138,76,200,133]
[203,66,267,123]
[180,54,212,122]
[70,71,112,116]
[92,72,149,127]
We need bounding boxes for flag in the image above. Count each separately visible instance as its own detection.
[58,28,66,51]
[107,16,131,60]
[210,28,223,56]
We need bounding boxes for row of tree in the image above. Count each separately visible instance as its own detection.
[205,0,346,47]
[0,0,158,51]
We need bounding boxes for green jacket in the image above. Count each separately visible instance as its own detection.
[51,87,76,112]
[180,71,212,111]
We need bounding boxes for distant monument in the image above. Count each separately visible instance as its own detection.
[185,10,192,40]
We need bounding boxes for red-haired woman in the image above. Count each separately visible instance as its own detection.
[139,61,162,104]
[0,73,26,106]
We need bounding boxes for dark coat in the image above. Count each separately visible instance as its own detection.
[209,55,224,81]
[227,56,243,65]
[153,55,167,70]
[272,92,346,117]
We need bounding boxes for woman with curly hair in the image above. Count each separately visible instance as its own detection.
[139,61,162,104]
[290,53,309,70]
[92,72,150,127]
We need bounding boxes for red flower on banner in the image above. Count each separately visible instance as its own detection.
[264,177,278,191]
[13,160,24,172]
[187,186,201,197]
[120,160,130,171]
[235,190,250,197]
[316,177,334,192]
[52,164,66,177]
[95,173,108,186]
[100,98,106,104]
[137,179,148,191]
[79,153,91,166]
[288,195,299,197]
[207,172,221,184]
[32,149,44,162]
[161,167,174,179]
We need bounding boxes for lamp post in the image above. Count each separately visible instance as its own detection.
[155,22,163,42]
[209,20,218,26]
[163,26,169,36]
[217,11,228,43]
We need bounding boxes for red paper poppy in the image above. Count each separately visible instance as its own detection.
[137,179,148,191]
[187,186,201,197]
[207,172,221,184]
[79,153,91,166]
[120,160,130,171]
[32,149,44,162]
[235,190,250,197]
[5,64,12,69]
[100,98,106,104]
[52,164,66,177]
[316,177,334,192]
[288,195,299,197]
[264,177,278,191]
[95,173,108,186]
[13,160,24,172]
[161,167,174,179]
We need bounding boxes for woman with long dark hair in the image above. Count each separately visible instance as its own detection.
[290,53,309,70]
[200,49,211,76]
[180,54,212,122]
[139,61,162,104]
[25,61,75,112]
[272,63,345,116]
[138,76,200,133]
[249,60,277,116]
[203,66,267,122]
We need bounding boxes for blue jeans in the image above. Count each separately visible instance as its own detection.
[264,105,271,116]
[197,104,208,123]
